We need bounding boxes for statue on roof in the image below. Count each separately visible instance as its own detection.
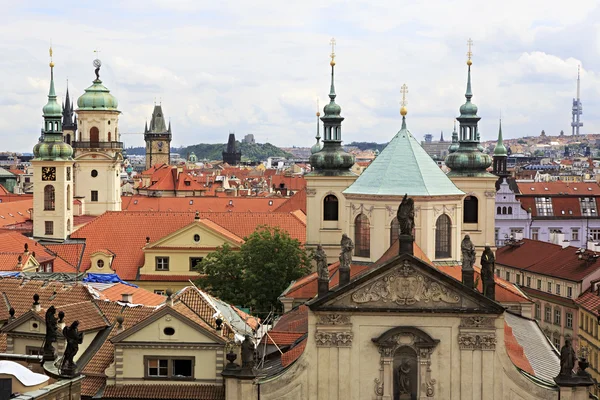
[241,334,255,369]
[558,339,576,377]
[397,194,415,237]
[339,234,354,271]
[480,246,495,300]
[61,320,83,376]
[315,244,329,281]
[461,235,475,271]
[43,306,58,361]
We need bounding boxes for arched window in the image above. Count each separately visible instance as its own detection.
[44,185,55,211]
[497,206,501,215]
[435,214,451,258]
[354,214,370,257]
[67,219,71,232]
[108,132,112,142]
[323,195,338,221]
[502,206,507,215]
[463,196,478,223]
[390,217,399,246]
[65,134,71,145]
[67,185,71,210]
[90,127,99,144]
[508,206,513,215]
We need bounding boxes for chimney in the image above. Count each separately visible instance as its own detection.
[121,293,133,303]
[165,288,174,306]
[32,294,40,312]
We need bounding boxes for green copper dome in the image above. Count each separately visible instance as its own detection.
[77,79,119,111]
[448,122,459,154]
[42,65,62,117]
[33,138,73,160]
[494,120,507,156]
[311,140,323,155]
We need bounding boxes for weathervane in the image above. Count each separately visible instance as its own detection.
[330,37,336,66]
[400,84,408,116]
[466,38,473,66]
[93,49,102,80]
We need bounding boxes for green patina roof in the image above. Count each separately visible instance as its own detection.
[494,120,507,156]
[343,117,464,197]
[77,79,119,111]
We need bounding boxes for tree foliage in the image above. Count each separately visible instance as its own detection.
[195,226,312,313]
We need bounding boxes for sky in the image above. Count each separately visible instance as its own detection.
[1,0,600,153]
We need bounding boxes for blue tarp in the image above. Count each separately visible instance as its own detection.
[0,272,21,278]
[82,273,138,288]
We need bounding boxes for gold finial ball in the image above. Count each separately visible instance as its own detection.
[400,106,407,116]
[49,61,55,67]
[467,59,472,66]
[330,60,336,67]
[316,111,321,117]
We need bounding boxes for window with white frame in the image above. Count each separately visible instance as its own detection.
[580,197,597,216]
[505,271,510,281]
[516,274,521,285]
[531,228,539,241]
[535,197,554,216]
[510,228,524,238]
[572,228,580,241]
[545,306,552,322]
[556,284,561,295]
[537,279,542,290]
[535,303,541,319]
[547,282,552,293]
[590,229,600,241]
[567,287,573,298]
[566,312,573,328]
[526,276,531,287]
[554,308,562,325]
[155,257,169,271]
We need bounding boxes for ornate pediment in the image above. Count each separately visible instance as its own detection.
[310,256,504,313]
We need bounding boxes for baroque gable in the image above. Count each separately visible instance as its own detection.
[309,254,504,313]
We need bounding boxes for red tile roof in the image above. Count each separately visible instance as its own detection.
[81,376,105,397]
[0,231,76,272]
[95,283,166,306]
[121,195,286,213]
[504,322,535,375]
[262,331,304,346]
[274,188,306,214]
[71,211,306,280]
[44,243,84,269]
[497,239,600,281]
[0,199,32,227]
[516,182,600,196]
[575,287,600,316]
[281,337,307,367]
[0,253,30,271]
[102,384,225,399]
[139,274,200,282]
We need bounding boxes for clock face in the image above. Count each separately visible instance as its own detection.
[157,141,163,149]
[41,167,56,181]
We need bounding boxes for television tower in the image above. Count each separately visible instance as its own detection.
[571,65,583,135]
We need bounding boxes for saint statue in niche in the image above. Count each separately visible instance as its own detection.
[393,347,418,400]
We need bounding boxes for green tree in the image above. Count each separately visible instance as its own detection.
[196,226,312,313]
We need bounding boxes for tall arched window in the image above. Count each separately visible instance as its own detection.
[44,185,55,211]
[323,195,339,221]
[67,185,71,210]
[354,213,370,257]
[497,206,501,215]
[435,214,451,258]
[508,206,513,215]
[502,206,507,215]
[390,217,399,246]
[464,196,478,223]
[108,132,112,142]
[90,127,99,144]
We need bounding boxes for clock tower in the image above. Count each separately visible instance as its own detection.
[32,49,74,241]
[73,57,123,216]
[144,104,172,170]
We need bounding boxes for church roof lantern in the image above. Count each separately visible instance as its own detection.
[343,87,463,197]
[77,57,119,111]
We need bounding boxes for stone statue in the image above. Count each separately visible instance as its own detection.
[61,321,83,376]
[461,235,476,271]
[241,334,255,369]
[558,339,576,377]
[480,246,495,298]
[397,194,415,236]
[398,360,411,398]
[43,306,58,360]
[339,234,354,270]
[315,245,328,281]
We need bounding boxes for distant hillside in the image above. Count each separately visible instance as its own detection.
[347,141,388,152]
[125,142,293,162]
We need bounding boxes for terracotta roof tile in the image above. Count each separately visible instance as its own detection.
[273,188,306,213]
[504,323,535,375]
[281,337,307,367]
[0,252,29,271]
[71,211,306,280]
[0,334,6,352]
[262,331,304,346]
[517,181,600,196]
[0,199,32,227]
[81,376,105,397]
[102,384,225,399]
[52,300,109,332]
[96,283,166,306]
[44,243,84,268]
[121,196,286,213]
[0,232,76,273]
[139,274,200,281]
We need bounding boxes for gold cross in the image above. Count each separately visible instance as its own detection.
[467,38,473,61]
[400,84,408,107]
[49,46,53,59]
[330,37,336,62]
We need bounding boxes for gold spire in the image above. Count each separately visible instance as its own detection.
[466,38,473,66]
[49,45,54,68]
[400,84,408,116]
[316,98,321,117]
[329,37,336,66]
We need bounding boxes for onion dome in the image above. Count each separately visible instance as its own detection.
[33,139,73,160]
[77,61,119,111]
[448,120,459,154]
[494,120,507,156]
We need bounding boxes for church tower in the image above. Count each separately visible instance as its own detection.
[306,39,357,262]
[32,49,74,241]
[444,39,497,254]
[62,85,77,145]
[144,105,172,169]
[222,133,241,165]
[73,57,122,216]
[492,120,509,188]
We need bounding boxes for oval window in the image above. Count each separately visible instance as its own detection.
[91,170,98,178]
[163,327,175,336]
[97,259,104,268]
[193,234,200,243]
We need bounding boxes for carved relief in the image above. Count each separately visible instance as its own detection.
[426,378,436,397]
[458,333,496,350]
[386,205,395,218]
[484,190,496,198]
[460,316,495,329]
[317,314,351,325]
[351,261,460,306]
[314,331,353,347]
[351,203,374,218]
[374,378,383,396]
[306,188,316,196]
[433,205,456,217]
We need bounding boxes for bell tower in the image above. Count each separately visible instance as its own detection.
[144,104,172,169]
[73,56,122,216]
[32,48,74,241]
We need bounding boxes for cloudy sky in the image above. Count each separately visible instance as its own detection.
[1,0,599,153]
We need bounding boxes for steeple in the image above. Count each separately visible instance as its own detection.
[308,39,354,175]
[493,119,509,181]
[493,119,507,157]
[311,100,323,154]
[444,39,492,177]
[62,83,77,133]
[440,131,444,142]
[448,120,459,153]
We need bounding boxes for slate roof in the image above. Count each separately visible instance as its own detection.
[70,211,306,280]
[504,311,560,384]
[343,119,463,196]
[102,384,225,399]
